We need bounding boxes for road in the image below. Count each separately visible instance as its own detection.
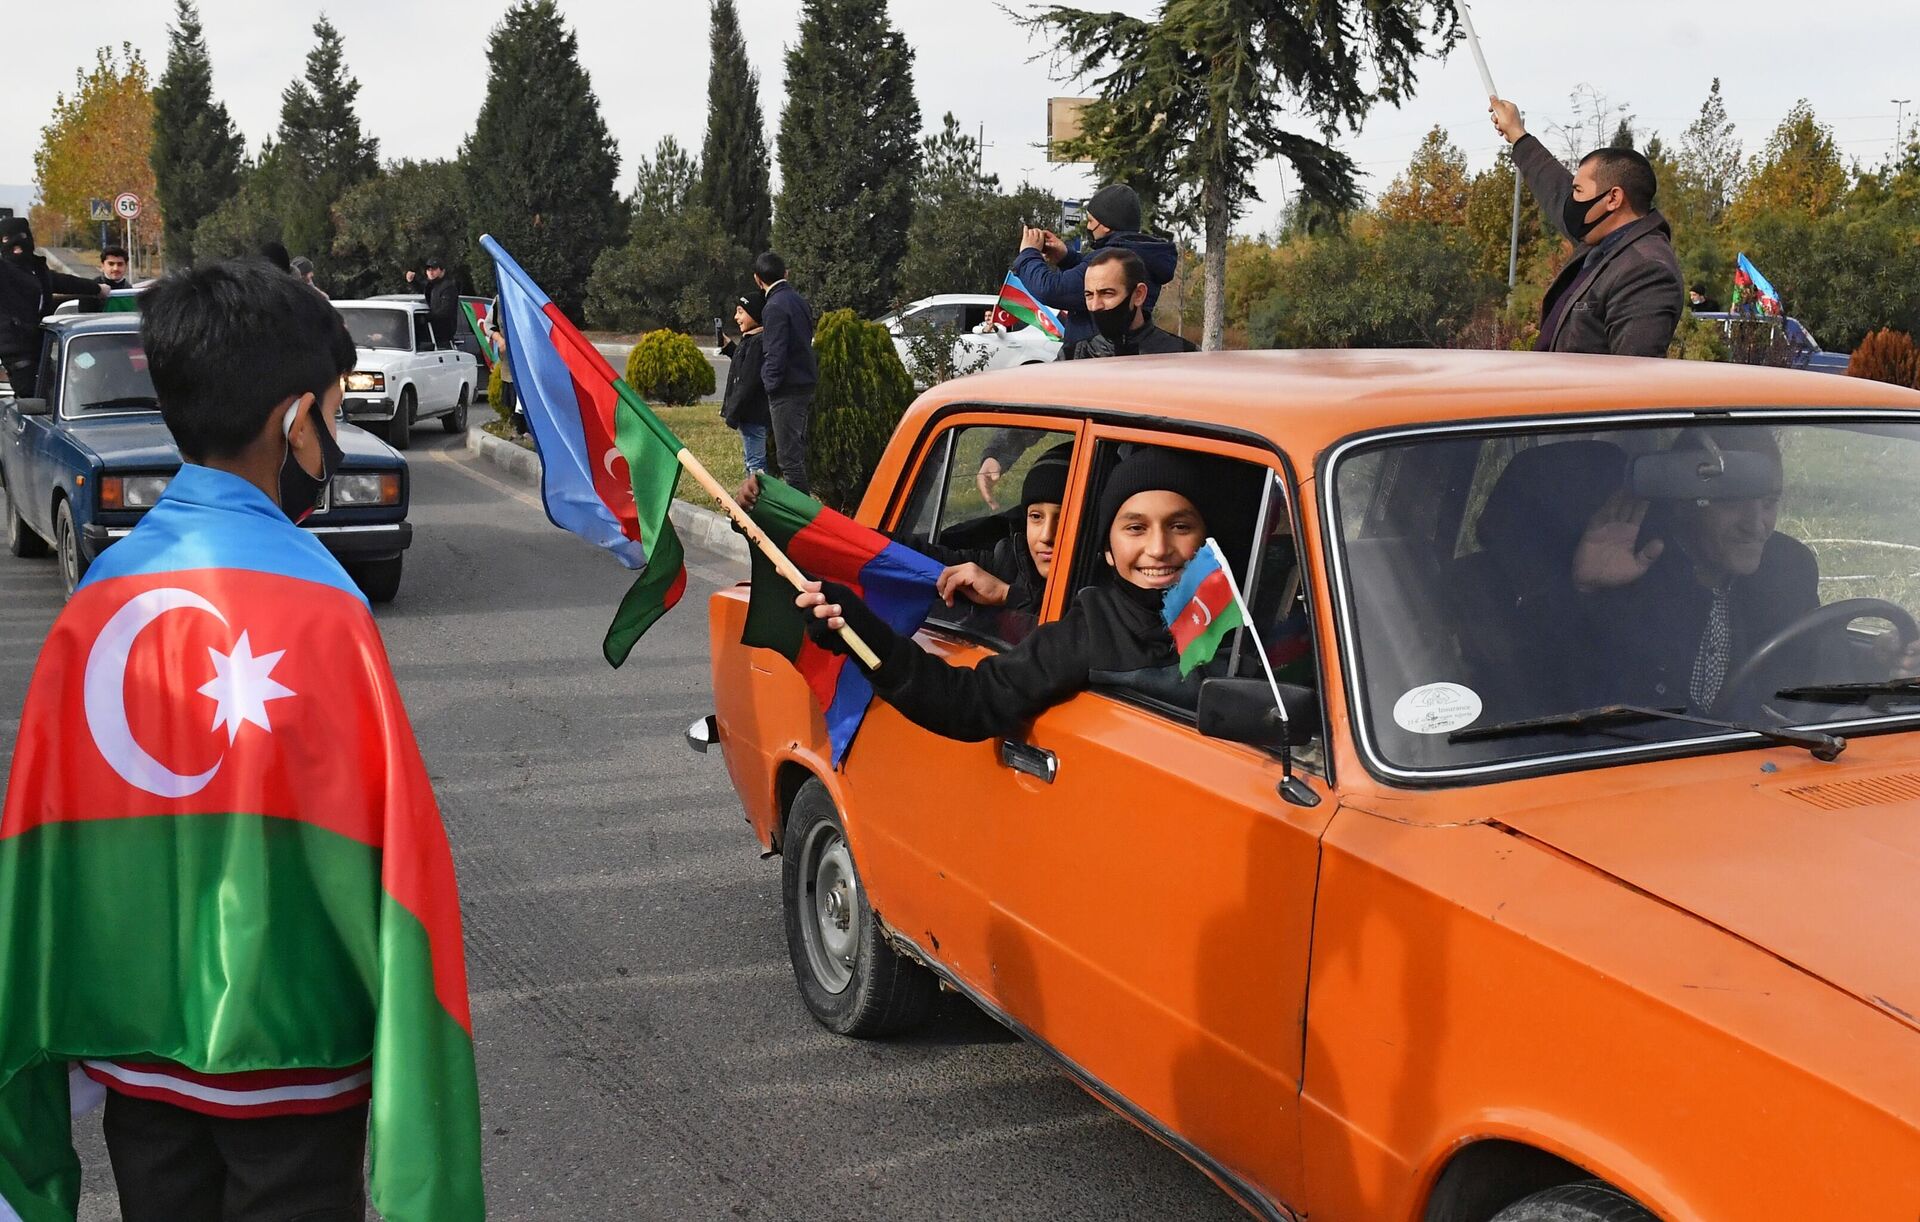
[0,426,1244,1221]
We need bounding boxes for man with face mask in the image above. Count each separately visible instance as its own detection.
[1490,97,1684,358]
[1059,247,1197,361]
[0,217,110,395]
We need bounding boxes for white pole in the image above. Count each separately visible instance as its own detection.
[124,216,133,280]
[1460,4,1498,99]
[1203,536,1288,726]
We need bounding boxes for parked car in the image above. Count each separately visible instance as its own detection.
[1,314,411,602]
[878,294,1059,384]
[696,349,1920,1221]
[334,298,478,449]
[1692,310,1850,373]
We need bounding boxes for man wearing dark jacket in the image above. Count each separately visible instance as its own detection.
[408,257,461,349]
[1491,97,1684,357]
[0,219,108,395]
[753,251,817,494]
[1060,248,1197,361]
[77,245,132,314]
[720,288,773,475]
[1012,183,1178,350]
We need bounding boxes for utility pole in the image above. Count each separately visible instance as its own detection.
[1895,99,1912,158]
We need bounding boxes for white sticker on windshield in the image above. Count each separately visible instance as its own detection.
[73,352,95,369]
[1393,682,1483,735]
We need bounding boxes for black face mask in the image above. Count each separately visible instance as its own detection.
[1090,300,1136,343]
[1561,188,1615,243]
[278,399,342,523]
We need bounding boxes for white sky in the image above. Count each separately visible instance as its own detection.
[5,0,1918,235]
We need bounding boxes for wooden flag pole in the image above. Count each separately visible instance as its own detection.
[670,450,884,670]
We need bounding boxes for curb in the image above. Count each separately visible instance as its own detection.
[463,429,749,565]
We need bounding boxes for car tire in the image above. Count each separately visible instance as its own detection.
[442,384,469,434]
[388,389,414,450]
[4,478,48,558]
[54,499,86,597]
[1489,1181,1657,1222]
[781,779,938,1038]
[347,555,403,604]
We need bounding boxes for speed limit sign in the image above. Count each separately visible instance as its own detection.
[114,193,141,220]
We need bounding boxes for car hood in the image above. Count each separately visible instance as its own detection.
[337,421,402,466]
[1499,768,1920,1032]
[64,414,178,470]
[353,346,411,369]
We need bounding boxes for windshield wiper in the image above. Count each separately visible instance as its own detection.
[1450,702,1845,761]
[82,396,157,410]
[1776,676,1920,707]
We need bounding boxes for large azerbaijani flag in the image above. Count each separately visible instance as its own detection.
[739,477,944,766]
[482,234,688,665]
[0,474,481,1220]
[992,271,1065,342]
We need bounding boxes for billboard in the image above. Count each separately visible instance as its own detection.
[1047,97,1097,164]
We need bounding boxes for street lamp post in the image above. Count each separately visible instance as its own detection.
[1896,99,1912,158]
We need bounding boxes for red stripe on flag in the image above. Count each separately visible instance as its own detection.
[539,303,644,546]
[1169,569,1234,652]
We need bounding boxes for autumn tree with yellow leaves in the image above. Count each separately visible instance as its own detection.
[32,45,162,259]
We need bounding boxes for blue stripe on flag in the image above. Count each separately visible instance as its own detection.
[822,539,945,765]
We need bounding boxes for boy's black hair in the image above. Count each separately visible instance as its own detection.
[753,250,786,284]
[1580,146,1659,213]
[1085,246,1149,295]
[101,245,129,261]
[141,259,355,461]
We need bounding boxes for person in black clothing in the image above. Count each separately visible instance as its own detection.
[1013,183,1180,350]
[795,447,1221,742]
[78,245,131,314]
[1061,248,1198,361]
[259,240,292,273]
[753,251,818,493]
[406,257,460,348]
[1687,284,1721,313]
[720,288,772,475]
[912,443,1072,642]
[0,218,108,396]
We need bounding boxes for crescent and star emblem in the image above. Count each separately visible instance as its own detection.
[602,447,627,480]
[81,588,296,799]
[1186,602,1213,629]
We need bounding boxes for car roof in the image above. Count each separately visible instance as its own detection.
[907,348,1920,457]
[335,298,422,309]
[904,294,997,308]
[44,313,140,336]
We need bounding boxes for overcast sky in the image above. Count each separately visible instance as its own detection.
[5,0,1918,235]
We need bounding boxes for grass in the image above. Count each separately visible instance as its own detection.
[654,404,746,513]
[1777,424,1920,607]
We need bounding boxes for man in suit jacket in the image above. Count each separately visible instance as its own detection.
[1491,97,1684,358]
[753,251,818,493]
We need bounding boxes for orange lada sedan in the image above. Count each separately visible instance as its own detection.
[694,350,1920,1221]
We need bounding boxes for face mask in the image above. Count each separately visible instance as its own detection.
[1561,188,1615,243]
[278,398,342,523]
[1090,300,1135,343]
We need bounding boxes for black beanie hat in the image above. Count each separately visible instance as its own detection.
[1019,442,1073,508]
[737,286,767,324]
[1086,183,1143,233]
[1,217,33,250]
[1095,447,1216,543]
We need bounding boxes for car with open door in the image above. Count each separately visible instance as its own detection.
[333,298,477,449]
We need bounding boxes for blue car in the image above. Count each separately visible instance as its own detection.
[1,313,413,601]
[1691,311,1851,374]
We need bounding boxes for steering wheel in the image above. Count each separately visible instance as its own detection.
[1720,597,1919,713]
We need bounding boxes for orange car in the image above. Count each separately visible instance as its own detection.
[695,350,1920,1221]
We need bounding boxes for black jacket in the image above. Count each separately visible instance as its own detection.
[759,281,817,394]
[420,276,460,347]
[1059,319,1198,361]
[720,330,771,427]
[76,275,130,314]
[1013,229,1181,348]
[1515,134,1684,358]
[0,254,99,359]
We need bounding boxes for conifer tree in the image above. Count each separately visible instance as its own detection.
[774,0,921,316]
[462,0,623,318]
[697,0,772,257]
[150,0,243,268]
[276,16,378,276]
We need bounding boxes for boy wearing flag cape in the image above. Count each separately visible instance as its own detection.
[0,260,482,1221]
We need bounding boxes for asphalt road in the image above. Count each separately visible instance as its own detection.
[0,426,1243,1220]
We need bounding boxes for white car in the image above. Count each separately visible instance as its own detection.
[879,294,1061,384]
[333,299,478,450]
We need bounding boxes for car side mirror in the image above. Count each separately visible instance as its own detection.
[12,397,50,416]
[1197,677,1318,749]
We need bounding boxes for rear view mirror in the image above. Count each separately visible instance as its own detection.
[1197,677,1318,749]
[1630,445,1781,502]
[11,398,49,416]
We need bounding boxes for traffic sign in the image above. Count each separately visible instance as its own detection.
[114,193,141,220]
[89,198,113,222]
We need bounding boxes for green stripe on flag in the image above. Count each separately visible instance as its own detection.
[1178,597,1244,676]
[604,378,689,666]
[739,476,824,661]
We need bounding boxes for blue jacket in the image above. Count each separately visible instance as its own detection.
[1012,230,1180,348]
[758,281,818,394]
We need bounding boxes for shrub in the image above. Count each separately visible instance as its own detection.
[1848,328,1920,389]
[1669,310,1730,362]
[626,330,716,406]
[810,308,915,512]
[486,357,503,405]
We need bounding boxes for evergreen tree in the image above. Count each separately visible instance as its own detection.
[774,0,921,316]
[900,114,1053,302]
[150,0,243,268]
[1679,79,1744,226]
[696,0,772,256]
[276,16,378,276]
[462,0,623,318]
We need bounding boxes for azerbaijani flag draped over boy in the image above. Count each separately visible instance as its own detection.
[739,477,944,765]
[0,483,482,1220]
[482,234,687,664]
[1162,539,1244,676]
[1732,253,1783,317]
[460,297,498,369]
[992,271,1065,341]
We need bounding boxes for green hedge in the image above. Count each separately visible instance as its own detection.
[626,330,716,406]
[809,308,915,512]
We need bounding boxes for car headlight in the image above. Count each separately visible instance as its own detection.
[329,471,402,507]
[99,474,170,510]
[343,371,385,392]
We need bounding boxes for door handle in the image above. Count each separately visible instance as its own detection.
[997,740,1057,783]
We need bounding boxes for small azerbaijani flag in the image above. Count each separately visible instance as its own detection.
[460,298,498,370]
[993,271,1065,342]
[1732,253,1783,317]
[1161,538,1245,676]
[482,234,688,665]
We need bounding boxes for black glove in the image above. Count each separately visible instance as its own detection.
[805,580,898,670]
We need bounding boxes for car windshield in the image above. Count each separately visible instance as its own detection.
[338,308,411,351]
[1332,418,1920,775]
[61,332,158,414]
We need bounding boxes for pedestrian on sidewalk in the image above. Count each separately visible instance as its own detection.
[78,245,132,314]
[720,287,772,477]
[753,251,817,494]
[0,218,108,395]
[486,295,524,435]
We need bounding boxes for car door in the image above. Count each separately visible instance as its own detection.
[983,423,1333,1204]
[11,331,65,540]
[839,413,1086,999]
[411,310,448,410]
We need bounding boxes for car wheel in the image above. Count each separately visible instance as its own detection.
[4,478,48,558]
[54,499,87,597]
[387,389,414,450]
[781,779,937,1037]
[1490,1181,1657,1222]
[346,555,403,604]
[442,384,469,434]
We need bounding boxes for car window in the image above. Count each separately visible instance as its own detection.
[961,304,992,331]
[338,308,411,351]
[891,422,1076,648]
[905,303,963,332]
[414,313,436,352]
[60,333,158,415]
